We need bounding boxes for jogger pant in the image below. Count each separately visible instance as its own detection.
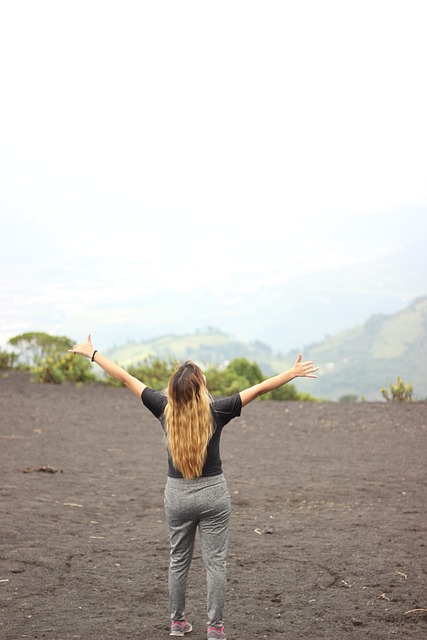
[164,474,231,628]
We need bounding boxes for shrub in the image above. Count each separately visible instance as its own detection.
[126,357,176,390]
[268,383,300,401]
[0,349,18,369]
[205,357,319,401]
[35,352,97,384]
[205,358,262,396]
[339,394,359,403]
[381,377,413,402]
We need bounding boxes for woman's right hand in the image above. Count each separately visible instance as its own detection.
[68,334,146,398]
[68,334,95,359]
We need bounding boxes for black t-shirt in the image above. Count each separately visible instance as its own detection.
[141,387,242,478]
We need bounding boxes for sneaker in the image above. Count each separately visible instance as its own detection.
[170,619,193,636]
[207,625,226,640]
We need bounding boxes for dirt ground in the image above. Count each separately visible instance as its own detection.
[1,370,426,640]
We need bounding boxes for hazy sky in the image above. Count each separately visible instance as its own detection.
[1,1,426,346]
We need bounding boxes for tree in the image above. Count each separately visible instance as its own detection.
[225,357,264,386]
[8,332,73,367]
[8,332,95,384]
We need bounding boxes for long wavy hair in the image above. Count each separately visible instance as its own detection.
[163,360,213,479]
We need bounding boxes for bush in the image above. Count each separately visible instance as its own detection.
[126,357,176,390]
[35,352,97,384]
[205,357,319,401]
[381,377,413,402]
[0,349,18,369]
[339,394,359,403]
[205,358,262,396]
[268,383,300,401]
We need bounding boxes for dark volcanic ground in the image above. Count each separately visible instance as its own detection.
[1,371,426,639]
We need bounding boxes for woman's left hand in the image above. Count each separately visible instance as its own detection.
[293,354,319,378]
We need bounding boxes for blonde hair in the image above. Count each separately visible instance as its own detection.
[163,361,213,479]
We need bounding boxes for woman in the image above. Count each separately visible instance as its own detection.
[70,335,318,639]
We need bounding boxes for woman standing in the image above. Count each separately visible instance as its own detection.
[70,335,318,639]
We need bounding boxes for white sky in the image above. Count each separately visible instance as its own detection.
[1,0,427,344]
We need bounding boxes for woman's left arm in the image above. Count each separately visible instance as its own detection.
[239,354,318,407]
[70,335,146,398]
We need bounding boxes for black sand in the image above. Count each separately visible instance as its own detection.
[1,371,426,639]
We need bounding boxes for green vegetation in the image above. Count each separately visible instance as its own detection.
[0,348,18,369]
[3,332,319,401]
[338,394,359,403]
[8,332,72,367]
[381,377,413,402]
[126,357,177,390]
[34,351,97,384]
[119,354,319,401]
[6,332,96,384]
[104,297,427,400]
[293,296,427,400]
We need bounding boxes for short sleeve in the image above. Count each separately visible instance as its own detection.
[142,387,167,419]
[212,393,242,428]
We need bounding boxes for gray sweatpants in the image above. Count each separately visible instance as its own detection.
[164,474,231,628]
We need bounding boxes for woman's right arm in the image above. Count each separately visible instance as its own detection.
[69,335,146,398]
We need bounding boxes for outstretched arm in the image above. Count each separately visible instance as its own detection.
[239,354,318,407]
[69,335,146,398]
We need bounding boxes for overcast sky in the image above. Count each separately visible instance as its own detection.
[1,1,426,345]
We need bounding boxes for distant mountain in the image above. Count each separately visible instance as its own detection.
[231,239,427,353]
[289,295,427,401]
[106,330,277,372]
[64,239,427,357]
[107,296,427,401]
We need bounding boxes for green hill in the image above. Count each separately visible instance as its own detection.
[290,295,427,401]
[106,296,427,401]
[106,330,278,372]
